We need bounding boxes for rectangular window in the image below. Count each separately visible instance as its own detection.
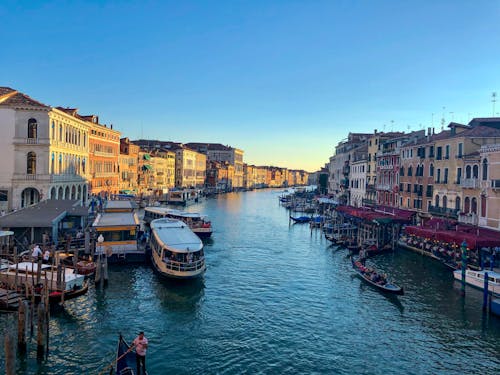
[457,168,462,184]
[444,168,448,183]
[0,190,7,202]
[445,145,450,159]
[429,146,435,158]
[436,147,442,160]
[458,143,463,158]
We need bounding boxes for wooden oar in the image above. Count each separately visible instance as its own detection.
[97,343,135,375]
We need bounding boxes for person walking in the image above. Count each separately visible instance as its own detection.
[31,244,42,261]
[43,248,51,264]
[132,331,148,375]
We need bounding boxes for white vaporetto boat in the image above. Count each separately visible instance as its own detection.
[453,269,500,294]
[150,218,205,279]
[144,207,213,238]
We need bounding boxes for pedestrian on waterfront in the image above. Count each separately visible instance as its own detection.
[132,331,148,375]
[31,244,42,260]
[43,248,51,264]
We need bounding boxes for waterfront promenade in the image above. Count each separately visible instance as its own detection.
[1,189,499,374]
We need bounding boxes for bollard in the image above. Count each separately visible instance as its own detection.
[17,300,27,353]
[483,272,489,312]
[37,302,46,359]
[4,331,16,375]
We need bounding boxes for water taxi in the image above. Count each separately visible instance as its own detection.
[150,218,205,279]
[144,207,213,238]
[163,189,201,206]
[453,269,500,294]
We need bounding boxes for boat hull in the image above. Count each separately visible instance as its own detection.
[151,253,205,280]
[351,257,404,295]
[453,269,500,294]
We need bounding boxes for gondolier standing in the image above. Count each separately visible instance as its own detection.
[133,331,148,375]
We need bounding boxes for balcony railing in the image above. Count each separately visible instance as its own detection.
[460,178,479,189]
[376,183,393,191]
[428,205,459,219]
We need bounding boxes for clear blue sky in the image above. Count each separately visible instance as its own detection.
[2,1,500,172]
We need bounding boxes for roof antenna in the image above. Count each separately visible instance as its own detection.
[492,92,497,116]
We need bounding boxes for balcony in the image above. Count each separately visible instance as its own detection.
[378,164,394,170]
[428,205,459,219]
[362,198,377,207]
[458,212,478,226]
[460,178,479,189]
[365,184,376,192]
[50,173,87,183]
[376,183,392,191]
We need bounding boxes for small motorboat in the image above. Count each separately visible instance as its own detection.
[351,256,404,295]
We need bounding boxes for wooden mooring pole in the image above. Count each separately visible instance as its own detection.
[37,301,46,359]
[4,330,16,375]
[17,300,27,353]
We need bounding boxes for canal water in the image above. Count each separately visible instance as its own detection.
[1,189,499,374]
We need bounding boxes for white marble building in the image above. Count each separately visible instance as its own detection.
[0,87,90,211]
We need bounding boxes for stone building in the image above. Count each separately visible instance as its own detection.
[0,87,90,210]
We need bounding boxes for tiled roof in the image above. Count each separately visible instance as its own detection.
[0,87,16,96]
[459,125,500,137]
[185,142,232,151]
[0,87,49,109]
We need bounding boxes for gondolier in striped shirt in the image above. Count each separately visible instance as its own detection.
[132,331,148,375]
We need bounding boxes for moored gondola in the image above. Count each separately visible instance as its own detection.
[351,256,404,295]
[289,215,311,223]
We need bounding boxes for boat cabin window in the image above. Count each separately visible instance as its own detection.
[98,229,137,242]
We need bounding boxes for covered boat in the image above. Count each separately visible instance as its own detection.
[150,218,205,279]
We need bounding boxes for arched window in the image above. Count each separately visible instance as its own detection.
[464,197,470,213]
[443,196,447,209]
[481,195,487,217]
[400,167,404,176]
[408,166,413,177]
[27,152,36,174]
[58,154,62,172]
[471,197,477,214]
[59,124,63,141]
[473,165,478,179]
[465,165,471,179]
[482,159,488,181]
[429,164,434,177]
[28,118,37,139]
[435,194,439,207]
[455,197,461,210]
[51,121,55,139]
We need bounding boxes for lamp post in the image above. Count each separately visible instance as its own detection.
[461,239,467,296]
